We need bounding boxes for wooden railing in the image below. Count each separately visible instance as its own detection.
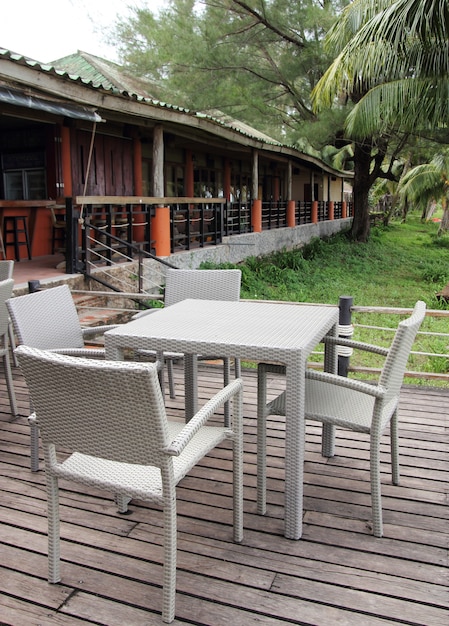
[349,304,449,383]
[248,300,449,385]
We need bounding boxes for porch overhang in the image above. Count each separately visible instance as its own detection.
[0,86,103,122]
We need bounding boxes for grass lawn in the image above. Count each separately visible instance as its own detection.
[203,212,449,383]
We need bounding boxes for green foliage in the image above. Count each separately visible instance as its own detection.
[112,0,349,142]
[202,214,449,382]
[204,216,449,307]
[431,234,449,249]
[419,262,448,284]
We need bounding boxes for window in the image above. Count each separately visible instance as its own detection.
[2,152,47,199]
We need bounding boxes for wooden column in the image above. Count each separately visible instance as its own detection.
[61,126,72,198]
[152,125,164,196]
[151,124,170,254]
[311,200,318,224]
[287,161,292,200]
[252,150,259,202]
[185,150,194,197]
[133,134,143,195]
[224,159,231,200]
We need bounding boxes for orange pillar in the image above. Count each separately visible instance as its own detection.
[311,200,318,224]
[152,206,171,256]
[251,199,262,233]
[287,200,296,227]
[328,201,334,221]
[60,126,72,198]
[342,201,347,218]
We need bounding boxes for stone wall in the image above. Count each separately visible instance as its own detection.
[145,217,352,278]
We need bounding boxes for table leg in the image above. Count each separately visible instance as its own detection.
[322,323,338,458]
[104,342,132,512]
[284,357,306,540]
[184,353,198,421]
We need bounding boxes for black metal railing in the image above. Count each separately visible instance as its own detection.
[64,196,352,280]
[261,200,288,230]
[170,202,224,251]
[225,202,252,235]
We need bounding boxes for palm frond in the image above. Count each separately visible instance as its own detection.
[345,78,449,138]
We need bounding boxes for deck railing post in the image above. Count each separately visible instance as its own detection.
[322,295,353,458]
[65,197,77,274]
[338,295,354,377]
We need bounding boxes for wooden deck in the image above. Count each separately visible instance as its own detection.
[1,361,448,625]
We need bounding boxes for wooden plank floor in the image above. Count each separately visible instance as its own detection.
[1,361,448,625]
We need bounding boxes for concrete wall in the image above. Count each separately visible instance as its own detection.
[143,217,352,287]
[29,216,351,297]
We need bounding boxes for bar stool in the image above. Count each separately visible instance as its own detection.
[50,207,66,254]
[3,215,32,261]
[0,228,5,259]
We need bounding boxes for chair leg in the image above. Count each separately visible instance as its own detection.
[233,386,244,543]
[162,494,177,623]
[115,494,132,513]
[370,431,383,538]
[9,321,18,367]
[390,408,400,485]
[46,473,61,583]
[256,365,268,515]
[30,420,40,471]
[167,358,176,399]
[223,357,231,427]
[321,423,336,457]
[3,351,18,417]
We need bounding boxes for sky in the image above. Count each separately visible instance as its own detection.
[0,0,166,64]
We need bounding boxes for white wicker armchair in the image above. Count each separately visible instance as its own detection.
[0,278,17,416]
[6,284,119,471]
[257,300,426,537]
[135,268,242,406]
[16,345,244,624]
[0,260,17,365]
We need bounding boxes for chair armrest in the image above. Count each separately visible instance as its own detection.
[48,347,106,359]
[82,325,119,338]
[321,335,389,357]
[306,369,387,398]
[132,308,159,320]
[165,378,243,456]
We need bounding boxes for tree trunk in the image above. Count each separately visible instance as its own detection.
[349,141,372,242]
[437,197,449,235]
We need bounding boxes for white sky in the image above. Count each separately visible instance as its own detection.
[0,0,166,64]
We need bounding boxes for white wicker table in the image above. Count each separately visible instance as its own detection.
[105,299,339,539]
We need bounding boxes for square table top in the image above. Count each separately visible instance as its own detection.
[106,299,339,363]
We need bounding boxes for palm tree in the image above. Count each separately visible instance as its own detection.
[313,0,449,241]
[340,0,449,138]
[399,152,449,235]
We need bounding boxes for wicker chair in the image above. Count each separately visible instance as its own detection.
[0,278,17,416]
[135,268,242,404]
[0,260,18,365]
[257,300,426,537]
[16,345,244,624]
[6,284,118,471]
